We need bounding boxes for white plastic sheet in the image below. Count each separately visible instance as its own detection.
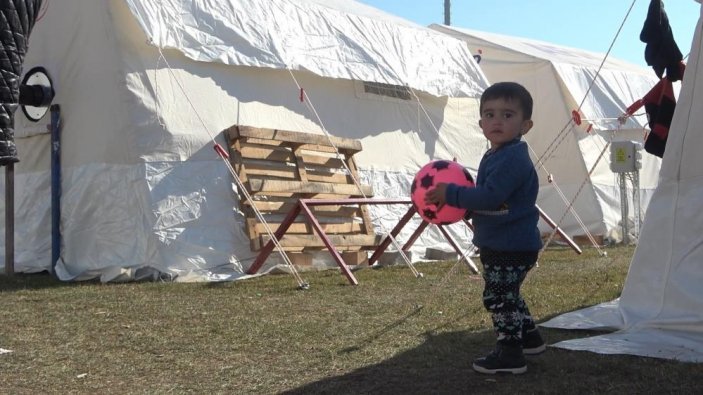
[543,3,703,362]
[2,0,489,282]
[124,0,487,98]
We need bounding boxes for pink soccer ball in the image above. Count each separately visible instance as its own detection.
[410,160,475,225]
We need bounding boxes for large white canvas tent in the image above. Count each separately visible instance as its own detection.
[1,0,490,282]
[430,24,664,242]
[542,0,703,362]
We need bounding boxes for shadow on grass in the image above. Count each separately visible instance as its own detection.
[282,329,514,395]
[0,271,88,292]
[280,324,693,395]
[339,306,428,354]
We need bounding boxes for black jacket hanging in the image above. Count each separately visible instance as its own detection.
[642,76,677,158]
[640,0,684,81]
[624,62,685,158]
[0,0,43,166]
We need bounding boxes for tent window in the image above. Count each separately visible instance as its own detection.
[362,81,412,101]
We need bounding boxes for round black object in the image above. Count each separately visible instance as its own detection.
[20,66,55,122]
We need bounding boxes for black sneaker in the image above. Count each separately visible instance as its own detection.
[522,328,546,355]
[472,344,527,375]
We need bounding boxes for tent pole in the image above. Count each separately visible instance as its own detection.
[50,104,61,276]
[4,163,14,275]
[444,0,451,25]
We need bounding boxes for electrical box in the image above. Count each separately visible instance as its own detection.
[610,141,642,173]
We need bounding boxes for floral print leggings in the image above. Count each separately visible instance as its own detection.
[479,248,539,345]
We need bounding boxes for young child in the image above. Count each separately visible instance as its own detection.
[425,81,545,375]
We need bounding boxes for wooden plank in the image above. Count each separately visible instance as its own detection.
[259,234,381,249]
[247,192,297,199]
[230,139,248,184]
[301,193,356,200]
[305,171,352,184]
[358,205,375,234]
[345,155,364,188]
[226,125,379,253]
[309,205,363,217]
[240,138,357,155]
[238,145,348,170]
[238,144,294,162]
[248,179,373,197]
[245,191,365,200]
[241,138,290,148]
[250,238,304,252]
[240,161,298,180]
[295,144,350,154]
[252,239,369,252]
[243,201,362,217]
[293,146,308,182]
[303,160,349,172]
[299,153,346,168]
[251,221,364,235]
[347,156,375,234]
[227,125,362,152]
[225,125,240,142]
[239,159,353,183]
[245,218,258,239]
[242,199,293,211]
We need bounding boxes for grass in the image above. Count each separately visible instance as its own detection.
[1,245,702,394]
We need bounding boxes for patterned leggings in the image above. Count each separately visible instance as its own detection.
[479,248,539,346]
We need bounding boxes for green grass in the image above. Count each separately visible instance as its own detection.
[1,245,702,394]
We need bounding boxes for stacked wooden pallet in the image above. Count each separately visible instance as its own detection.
[224,125,381,264]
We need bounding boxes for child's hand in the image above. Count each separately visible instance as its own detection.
[424,183,448,207]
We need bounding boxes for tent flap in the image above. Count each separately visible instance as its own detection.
[124,0,488,97]
[542,2,703,362]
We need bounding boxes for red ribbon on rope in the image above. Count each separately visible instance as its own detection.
[571,110,582,125]
[213,143,229,159]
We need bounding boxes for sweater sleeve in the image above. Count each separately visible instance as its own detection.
[445,147,532,210]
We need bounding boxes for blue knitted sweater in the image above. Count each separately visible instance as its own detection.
[445,138,542,251]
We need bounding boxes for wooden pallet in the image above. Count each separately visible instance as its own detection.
[224,125,379,256]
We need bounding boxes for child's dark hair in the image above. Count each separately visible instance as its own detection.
[480,82,533,119]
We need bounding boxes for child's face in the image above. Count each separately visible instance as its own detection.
[479,98,533,149]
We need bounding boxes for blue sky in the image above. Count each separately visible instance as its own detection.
[357,0,700,68]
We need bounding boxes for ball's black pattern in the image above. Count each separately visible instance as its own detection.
[420,173,434,189]
[432,160,451,171]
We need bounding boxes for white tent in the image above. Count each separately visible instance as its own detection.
[1,0,489,282]
[543,1,703,362]
[430,24,664,242]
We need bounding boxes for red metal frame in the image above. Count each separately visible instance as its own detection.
[247,199,410,285]
[536,206,582,254]
[366,205,475,272]
[246,199,581,285]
